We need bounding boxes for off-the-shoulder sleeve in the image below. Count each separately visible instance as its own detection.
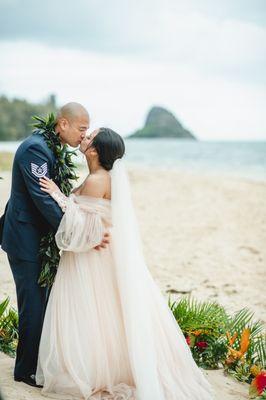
[55,195,108,252]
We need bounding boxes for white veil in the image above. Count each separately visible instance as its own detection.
[109,159,215,400]
[110,159,164,399]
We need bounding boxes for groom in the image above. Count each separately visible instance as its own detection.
[0,102,109,387]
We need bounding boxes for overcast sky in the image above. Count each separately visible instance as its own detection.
[0,0,265,140]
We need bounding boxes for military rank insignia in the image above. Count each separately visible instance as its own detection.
[31,162,48,178]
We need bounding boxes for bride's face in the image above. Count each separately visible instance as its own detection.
[79,129,99,154]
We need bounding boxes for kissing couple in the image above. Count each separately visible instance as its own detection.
[0,102,214,399]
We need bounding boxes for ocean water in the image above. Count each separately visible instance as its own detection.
[0,139,266,182]
[125,139,266,182]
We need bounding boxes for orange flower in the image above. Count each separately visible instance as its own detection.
[239,328,250,354]
[192,330,203,336]
[226,331,238,346]
[190,329,210,336]
[225,328,250,364]
[250,365,261,377]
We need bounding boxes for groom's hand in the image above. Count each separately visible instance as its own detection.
[94,232,110,251]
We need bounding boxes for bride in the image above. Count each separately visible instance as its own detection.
[36,127,214,400]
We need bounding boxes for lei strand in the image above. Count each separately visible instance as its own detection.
[32,113,78,287]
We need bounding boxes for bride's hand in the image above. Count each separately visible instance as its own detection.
[94,232,110,251]
[39,176,60,194]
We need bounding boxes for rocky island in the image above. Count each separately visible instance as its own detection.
[129,106,196,139]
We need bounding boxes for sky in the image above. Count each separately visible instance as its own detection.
[0,0,265,140]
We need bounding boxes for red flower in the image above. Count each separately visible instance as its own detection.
[196,341,208,349]
[255,371,266,395]
[186,336,191,346]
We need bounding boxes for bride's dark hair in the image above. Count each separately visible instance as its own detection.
[91,127,125,171]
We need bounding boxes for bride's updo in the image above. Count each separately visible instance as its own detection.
[91,127,125,171]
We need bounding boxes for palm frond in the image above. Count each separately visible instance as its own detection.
[0,297,10,321]
[227,308,265,356]
[169,295,229,336]
[250,334,266,368]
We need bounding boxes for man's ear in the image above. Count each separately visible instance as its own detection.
[59,118,68,130]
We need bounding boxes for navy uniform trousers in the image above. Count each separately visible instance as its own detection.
[7,255,48,379]
[0,131,63,380]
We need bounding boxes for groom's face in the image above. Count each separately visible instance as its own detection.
[59,114,90,147]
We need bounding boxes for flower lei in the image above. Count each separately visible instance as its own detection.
[32,113,78,287]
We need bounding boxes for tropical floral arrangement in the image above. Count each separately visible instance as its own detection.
[169,296,266,398]
[1,295,265,398]
[0,297,18,357]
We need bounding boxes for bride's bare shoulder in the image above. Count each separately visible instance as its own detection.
[80,171,110,199]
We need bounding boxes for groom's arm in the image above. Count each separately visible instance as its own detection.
[18,144,63,231]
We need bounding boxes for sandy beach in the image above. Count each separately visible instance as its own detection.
[0,166,265,400]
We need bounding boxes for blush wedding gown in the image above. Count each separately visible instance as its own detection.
[36,160,214,400]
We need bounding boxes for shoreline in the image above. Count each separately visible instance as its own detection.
[1,142,266,184]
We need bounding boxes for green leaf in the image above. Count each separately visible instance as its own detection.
[34,112,78,287]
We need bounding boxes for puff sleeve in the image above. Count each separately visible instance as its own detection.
[54,194,111,252]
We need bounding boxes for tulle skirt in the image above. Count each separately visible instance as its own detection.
[36,246,214,400]
[36,248,135,399]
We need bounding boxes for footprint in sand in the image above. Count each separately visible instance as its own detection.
[238,246,260,255]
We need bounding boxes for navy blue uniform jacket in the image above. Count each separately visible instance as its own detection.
[0,132,63,261]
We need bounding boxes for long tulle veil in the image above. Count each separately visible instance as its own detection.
[109,159,214,400]
[110,159,164,399]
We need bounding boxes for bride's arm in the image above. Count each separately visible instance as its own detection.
[71,181,84,194]
[71,186,80,194]
[39,176,110,250]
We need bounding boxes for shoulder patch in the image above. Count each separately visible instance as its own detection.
[31,162,48,178]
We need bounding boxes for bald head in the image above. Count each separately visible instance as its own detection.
[56,102,89,122]
[55,102,90,147]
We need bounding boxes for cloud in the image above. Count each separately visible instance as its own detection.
[0,0,265,85]
[0,40,265,140]
[0,1,265,139]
